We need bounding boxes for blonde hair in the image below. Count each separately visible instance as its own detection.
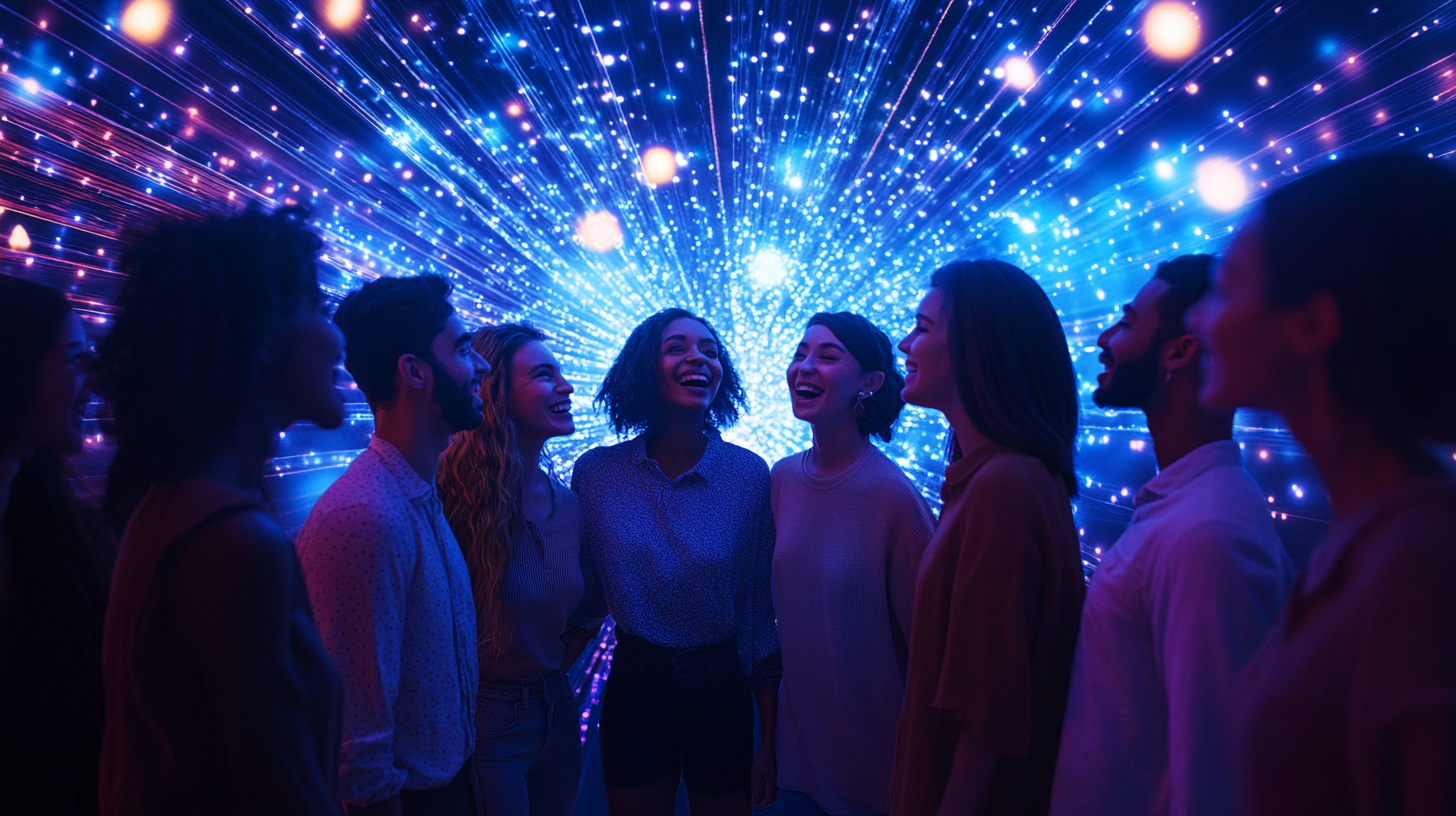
[437,323,549,659]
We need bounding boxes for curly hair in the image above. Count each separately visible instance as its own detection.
[99,204,323,528]
[931,260,1080,495]
[437,323,555,660]
[596,308,746,436]
[804,311,907,442]
[332,274,455,409]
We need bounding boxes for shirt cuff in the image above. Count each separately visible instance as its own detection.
[749,650,783,689]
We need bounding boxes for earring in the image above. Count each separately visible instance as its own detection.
[855,390,870,416]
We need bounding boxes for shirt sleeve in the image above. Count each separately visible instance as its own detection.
[1150,520,1292,816]
[566,463,608,631]
[737,463,781,689]
[929,472,1043,755]
[294,504,414,805]
[172,512,345,816]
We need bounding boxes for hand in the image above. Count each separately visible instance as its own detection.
[750,744,778,809]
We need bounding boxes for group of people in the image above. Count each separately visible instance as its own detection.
[0,151,1452,816]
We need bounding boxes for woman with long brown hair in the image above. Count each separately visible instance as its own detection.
[437,323,594,816]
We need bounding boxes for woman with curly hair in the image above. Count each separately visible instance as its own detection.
[772,312,935,816]
[573,308,780,816]
[0,275,115,816]
[97,206,347,815]
[436,323,592,816]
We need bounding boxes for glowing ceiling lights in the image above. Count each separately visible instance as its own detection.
[575,211,623,253]
[120,0,171,45]
[8,225,31,251]
[640,147,678,185]
[1001,57,1037,90]
[1143,2,1201,61]
[749,250,791,287]
[322,0,364,32]
[1196,158,1249,212]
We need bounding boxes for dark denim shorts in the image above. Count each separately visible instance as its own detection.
[599,630,753,796]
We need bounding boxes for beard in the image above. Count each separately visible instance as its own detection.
[1093,345,1160,409]
[431,360,483,432]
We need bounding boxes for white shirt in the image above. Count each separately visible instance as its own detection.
[295,437,478,805]
[1050,441,1295,816]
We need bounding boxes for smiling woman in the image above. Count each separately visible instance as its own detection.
[573,308,781,816]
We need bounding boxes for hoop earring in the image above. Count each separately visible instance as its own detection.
[855,390,870,417]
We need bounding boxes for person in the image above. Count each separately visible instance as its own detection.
[0,275,115,816]
[572,308,780,816]
[95,206,347,815]
[772,312,935,816]
[1194,154,1456,815]
[296,274,487,816]
[437,324,595,816]
[1049,256,1295,816]
[890,259,1085,816]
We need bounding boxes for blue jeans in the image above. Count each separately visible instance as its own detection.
[473,670,581,816]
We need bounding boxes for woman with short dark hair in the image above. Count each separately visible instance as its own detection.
[890,260,1085,815]
[1195,153,1456,816]
[772,312,935,816]
[573,308,780,816]
[0,275,115,816]
[98,206,347,815]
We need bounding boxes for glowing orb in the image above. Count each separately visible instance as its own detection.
[1001,57,1036,90]
[8,225,31,251]
[1143,2,1201,61]
[1017,218,1038,234]
[322,0,364,31]
[576,211,623,252]
[1155,160,1175,179]
[120,0,171,45]
[749,250,791,287]
[1196,158,1249,212]
[640,147,678,185]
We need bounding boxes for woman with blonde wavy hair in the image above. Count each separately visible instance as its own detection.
[437,323,596,816]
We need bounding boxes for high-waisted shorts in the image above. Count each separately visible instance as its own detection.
[599,629,753,797]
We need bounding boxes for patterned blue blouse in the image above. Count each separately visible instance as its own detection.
[569,430,781,688]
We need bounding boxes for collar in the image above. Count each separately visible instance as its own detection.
[940,432,1005,506]
[629,427,723,483]
[1134,440,1244,508]
[369,435,436,502]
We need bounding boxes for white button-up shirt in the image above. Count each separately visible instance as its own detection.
[296,437,478,805]
[1051,440,1295,816]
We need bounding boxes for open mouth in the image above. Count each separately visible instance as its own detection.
[904,359,918,374]
[548,401,572,415]
[793,384,824,401]
[678,372,711,389]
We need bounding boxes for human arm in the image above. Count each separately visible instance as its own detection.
[936,725,999,816]
[172,511,344,816]
[888,485,937,673]
[1152,520,1292,816]
[294,505,413,806]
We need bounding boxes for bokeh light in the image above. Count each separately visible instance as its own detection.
[1143,2,1201,61]
[321,0,365,32]
[749,250,791,288]
[1197,158,1251,212]
[1001,56,1037,91]
[119,0,171,45]
[640,147,678,186]
[575,211,624,253]
[8,225,31,252]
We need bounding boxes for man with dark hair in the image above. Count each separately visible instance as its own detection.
[1049,256,1295,816]
[296,274,489,816]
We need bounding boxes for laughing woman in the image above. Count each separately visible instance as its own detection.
[437,324,593,816]
[573,308,780,816]
[773,312,936,816]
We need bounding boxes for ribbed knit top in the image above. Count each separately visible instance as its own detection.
[771,445,936,816]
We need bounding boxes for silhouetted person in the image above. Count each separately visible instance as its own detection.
[1050,256,1294,816]
[891,260,1085,816]
[297,274,487,816]
[98,206,347,815]
[0,275,115,816]
[1195,153,1456,815]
